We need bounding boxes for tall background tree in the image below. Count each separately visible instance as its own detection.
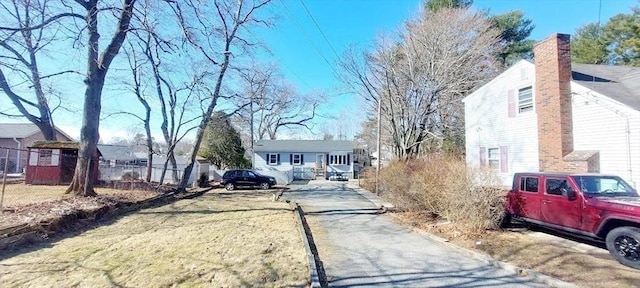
[572,5,640,66]
[199,111,249,169]
[490,11,535,66]
[340,7,500,159]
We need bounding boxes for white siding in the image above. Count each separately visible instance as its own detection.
[254,151,355,178]
[571,83,640,187]
[464,60,539,186]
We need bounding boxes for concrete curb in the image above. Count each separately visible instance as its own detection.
[289,201,325,288]
[349,185,577,288]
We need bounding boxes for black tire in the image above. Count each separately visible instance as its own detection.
[260,182,270,190]
[606,226,640,269]
[497,212,512,229]
[225,183,236,191]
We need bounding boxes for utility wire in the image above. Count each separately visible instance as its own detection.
[277,0,341,77]
[299,0,341,59]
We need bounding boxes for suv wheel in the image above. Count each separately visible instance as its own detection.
[225,183,236,191]
[606,226,640,269]
[260,182,270,190]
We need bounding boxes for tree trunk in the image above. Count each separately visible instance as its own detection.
[67,0,136,196]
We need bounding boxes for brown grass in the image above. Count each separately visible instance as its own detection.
[0,183,154,207]
[0,189,308,287]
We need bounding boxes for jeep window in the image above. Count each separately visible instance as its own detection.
[519,176,539,193]
[573,175,637,196]
[546,178,569,196]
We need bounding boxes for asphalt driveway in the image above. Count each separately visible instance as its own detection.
[284,181,549,287]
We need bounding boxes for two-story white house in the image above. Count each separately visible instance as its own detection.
[463,33,640,187]
[253,140,355,180]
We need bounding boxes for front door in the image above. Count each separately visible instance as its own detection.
[540,177,582,229]
[315,154,324,175]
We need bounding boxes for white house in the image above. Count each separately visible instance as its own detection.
[463,33,640,187]
[253,140,355,180]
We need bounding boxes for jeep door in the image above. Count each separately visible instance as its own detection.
[512,175,542,220]
[540,177,581,229]
[242,170,259,187]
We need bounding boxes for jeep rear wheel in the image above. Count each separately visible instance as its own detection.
[225,183,236,191]
[606,226,640,269]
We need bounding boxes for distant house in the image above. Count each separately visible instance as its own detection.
[463,33,640,187]
[25,141,100,185]
[0,123,73,174]
[253,140,355,180]
[97,144,147,166]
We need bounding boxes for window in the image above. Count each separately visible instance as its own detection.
[38,149,53,166]
[518,86,533,113]
[267,153,279,165]
[292,154,303,165]
[488,148,499,170]
[519,177,539,193]
[546,178,568,196]
[330,154,348,165]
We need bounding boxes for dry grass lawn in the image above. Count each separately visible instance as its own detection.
[0,183,149,207]
[0,189,308,287]
[395,212,640,288]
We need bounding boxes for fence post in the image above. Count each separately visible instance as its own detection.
[1,148,10,213]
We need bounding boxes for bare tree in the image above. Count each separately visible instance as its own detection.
[169,0,273,190]
[65,0,138,196]
[340,8,500,159]
[232,64,322,141]
[0,0,78,140]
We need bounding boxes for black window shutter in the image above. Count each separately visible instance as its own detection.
[301,154,304,164]
[266,153,270,163]
[326,154,329,164]
[277,153,280,164]
[290,154,293,165]
[347,154,350,165]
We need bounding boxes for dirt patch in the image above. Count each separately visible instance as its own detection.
[0,183,163,228]
[393,212,640,288]
[0,189,308,287]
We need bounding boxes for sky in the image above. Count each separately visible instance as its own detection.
[2,0,638,143]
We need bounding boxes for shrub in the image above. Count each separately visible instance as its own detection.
[121,171,140,181]
[369,155,506,234]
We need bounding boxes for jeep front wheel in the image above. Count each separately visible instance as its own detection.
[606,226,640,269]
[260,182,270,190]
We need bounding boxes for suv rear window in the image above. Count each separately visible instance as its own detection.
[223,170,237,178]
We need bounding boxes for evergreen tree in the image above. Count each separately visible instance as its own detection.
[424,0,472,13]
[490,10,535,66]
[199,112,250,169]
[571,23,609,64]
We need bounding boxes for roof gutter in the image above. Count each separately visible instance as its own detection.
[12,138,21,173]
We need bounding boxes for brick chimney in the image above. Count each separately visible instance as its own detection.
[533,33,599,173]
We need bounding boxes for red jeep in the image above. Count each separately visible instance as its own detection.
[501,172,640,269]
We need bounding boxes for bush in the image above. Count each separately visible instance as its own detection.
[121,171,140,181]
[364,155,506,233]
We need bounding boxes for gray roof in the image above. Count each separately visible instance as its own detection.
[0,123,74,140]
[97,144,139,161]
[254,140,354,153]
[571,63,640,111]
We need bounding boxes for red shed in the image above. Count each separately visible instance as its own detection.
[25,141,101,185]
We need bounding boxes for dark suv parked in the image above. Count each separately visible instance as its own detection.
[221,169,277,191]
